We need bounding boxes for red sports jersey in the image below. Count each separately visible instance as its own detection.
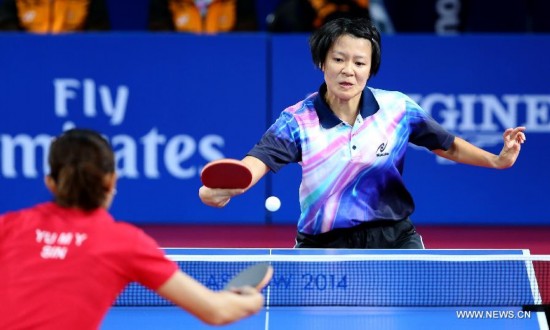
[0,202,179,330]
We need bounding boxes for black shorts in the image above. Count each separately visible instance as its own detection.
[294,218,424,249]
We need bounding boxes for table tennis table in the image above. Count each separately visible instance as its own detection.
[102,249,549,330]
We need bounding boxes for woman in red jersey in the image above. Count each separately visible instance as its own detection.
[0,128,266,330]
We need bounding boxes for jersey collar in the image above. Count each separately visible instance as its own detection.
[313,83,380,129]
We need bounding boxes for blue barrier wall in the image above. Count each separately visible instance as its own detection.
[0,33,549,225]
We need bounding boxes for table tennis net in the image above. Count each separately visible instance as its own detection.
[115,253,550,308]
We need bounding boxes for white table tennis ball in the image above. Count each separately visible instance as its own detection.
[265,196,281,212]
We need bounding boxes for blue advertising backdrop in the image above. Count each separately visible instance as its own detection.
[0,33,548,226]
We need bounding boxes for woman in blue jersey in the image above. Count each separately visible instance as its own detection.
[199,17,526,249]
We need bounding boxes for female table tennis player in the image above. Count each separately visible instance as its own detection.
[0,129,266,329]
[199,17,526,249]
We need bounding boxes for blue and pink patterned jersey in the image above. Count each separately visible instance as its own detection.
[248,84,455,235]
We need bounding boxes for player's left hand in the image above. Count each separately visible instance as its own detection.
[496,126,526,169]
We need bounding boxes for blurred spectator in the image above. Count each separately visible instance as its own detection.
[381,0,461,34]
[460,0,550,33]
[0,0,110,33]
[266,0,370,33]
[254,0,281,31]
[381,0,550,34]
[149,0,258,33]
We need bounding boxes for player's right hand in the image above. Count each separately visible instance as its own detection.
[198,186,245,207]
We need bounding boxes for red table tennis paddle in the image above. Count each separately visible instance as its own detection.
[224,263,273,292]
[200,158,252,189]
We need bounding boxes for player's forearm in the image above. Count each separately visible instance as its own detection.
[207,290,264,325]
[433,137,499,168]
[181,291,262,326]
[241,156,270,190]
[156,271,263,325]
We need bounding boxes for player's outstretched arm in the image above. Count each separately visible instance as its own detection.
[198,156,270,207]
[433,127,526,169]
[156,270,265,326]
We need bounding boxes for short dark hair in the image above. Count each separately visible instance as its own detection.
[309,17,381,77]
[48,129,115,210]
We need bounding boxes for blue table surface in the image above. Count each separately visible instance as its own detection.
[102,249,549,330]
[103,306,547,330]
